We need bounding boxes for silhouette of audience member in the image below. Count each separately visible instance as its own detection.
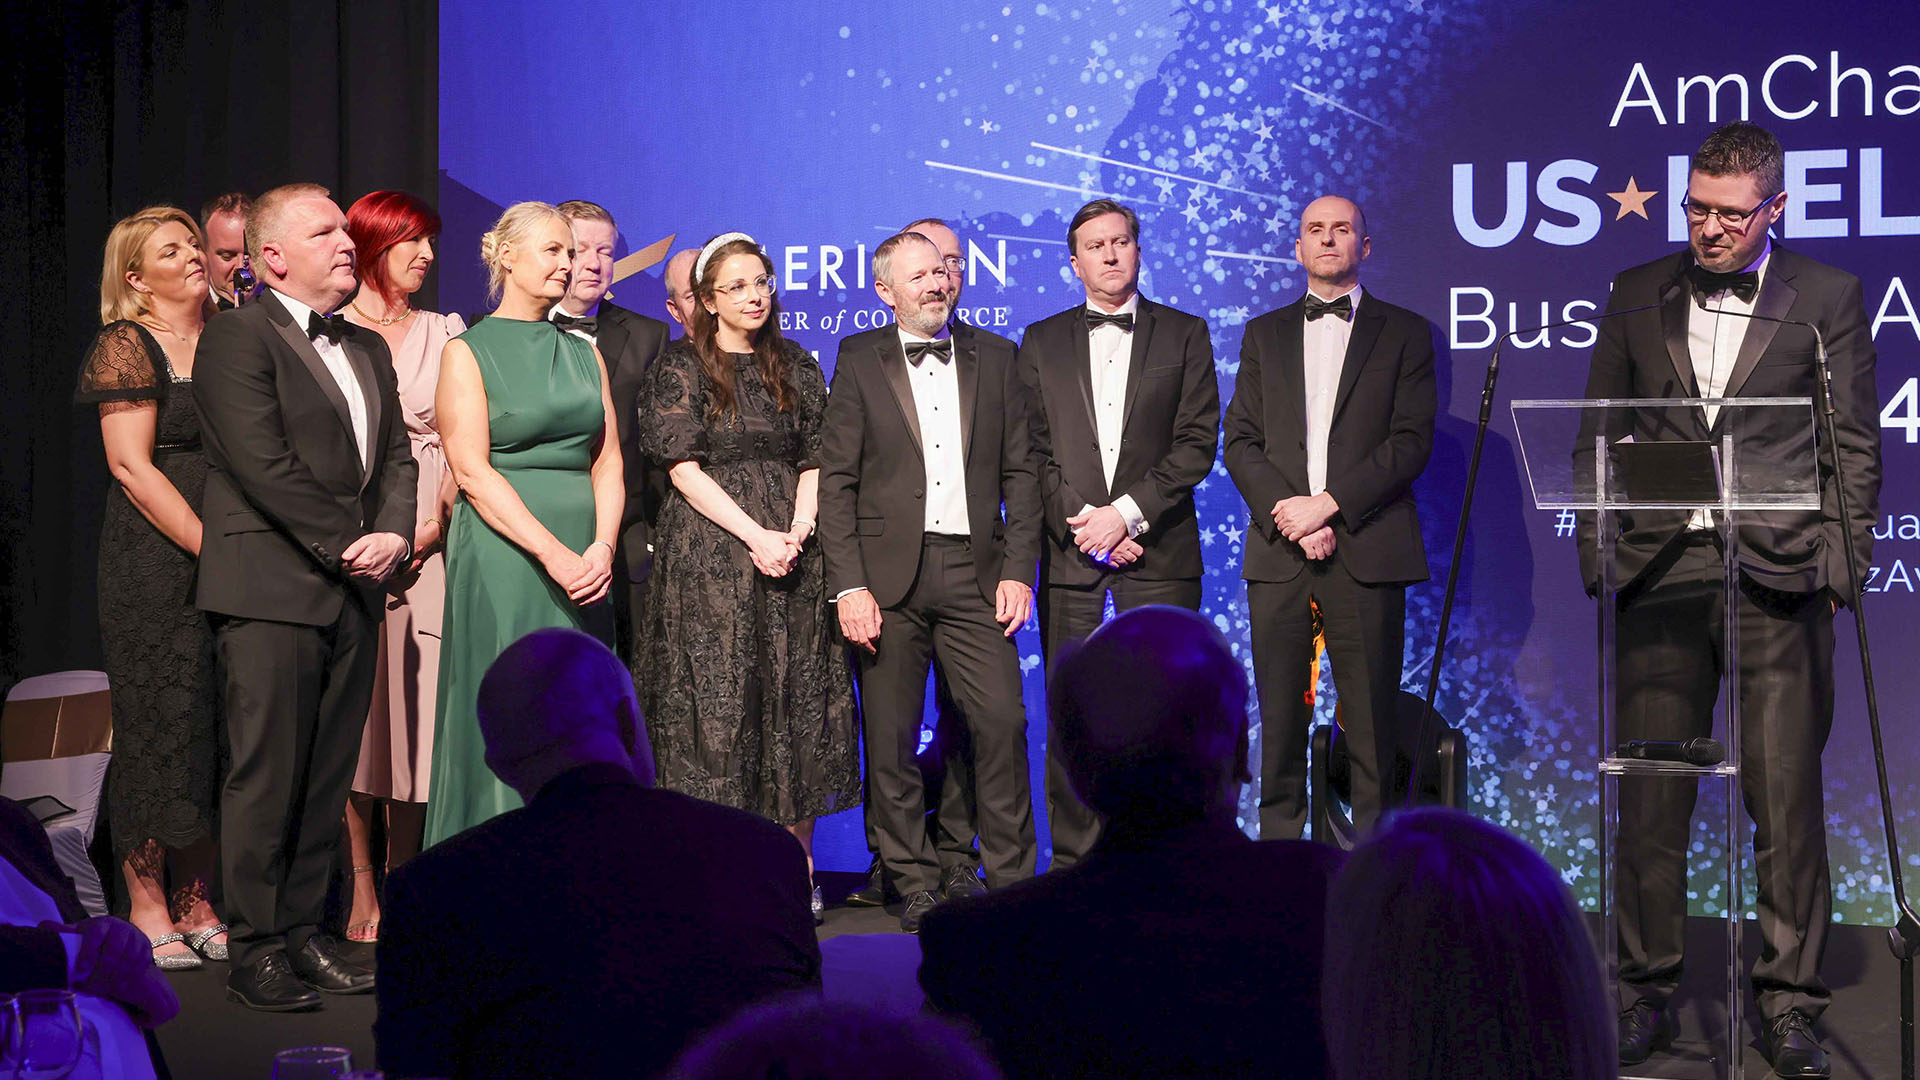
[1,796,176,1078]
[667,996,1003,1080]
[375,628,821,1080]
[918,605,1344,1079]
[1322,807,1614,1080]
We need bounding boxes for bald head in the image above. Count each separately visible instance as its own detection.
[1050,606,1250,826]
[1295,194,1370,295]
[477,628,652,799]
[664,248,701,330]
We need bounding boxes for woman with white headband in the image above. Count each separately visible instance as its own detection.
[635,232,858,921]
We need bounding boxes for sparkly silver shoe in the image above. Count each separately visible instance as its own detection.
[184,923,229,962]
[811,886,825,925]
[149,932,203,971]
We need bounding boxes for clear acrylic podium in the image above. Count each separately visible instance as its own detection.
[1512,397,1821,1079]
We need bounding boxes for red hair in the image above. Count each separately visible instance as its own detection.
[347,190,442,307]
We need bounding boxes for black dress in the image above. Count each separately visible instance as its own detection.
[635,341,859,824]
[74,322,223,859]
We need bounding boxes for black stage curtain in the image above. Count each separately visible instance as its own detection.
[0,1,437,690]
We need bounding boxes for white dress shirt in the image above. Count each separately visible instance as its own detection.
[1302,284,1362,496]
[901,327,970,535]
[1685,244,1770,529]
[1083,294,1147,537]
[550,299,602,344]
[272,288,371,466]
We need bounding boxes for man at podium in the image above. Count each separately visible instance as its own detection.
[1578,121,1881,1079]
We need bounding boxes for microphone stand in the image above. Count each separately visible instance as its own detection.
[1710,307,1919,1080]
[1409,298,1664,805]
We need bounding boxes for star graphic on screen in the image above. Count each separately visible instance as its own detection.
[1182,202,1204,225]
[1258,44,1277,61]
[978,119,998,134]
[1264,2,1284,26]
[1307,25,1330,50]
[1154,175,1177,199]
[1607,176,1658,220]
[1084,56,1101,71]
[1229,205,1247,224]
[1252,260,1269,278]
[1255,119,1274,142]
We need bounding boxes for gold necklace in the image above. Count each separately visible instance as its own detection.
[350,299,415,326]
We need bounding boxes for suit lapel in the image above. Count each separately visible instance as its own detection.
[1275,303,1306,432]
[1330,303,1383,423]
[596,310,631,383]
[876,333,925,459]
[1069,307,1097,433]
[342,331,383,486]
[1661,278,1700,398]
[954,325,979,466]
[1119,299,1155,430]
[1721,253,1799,399]
[264,293,360,454]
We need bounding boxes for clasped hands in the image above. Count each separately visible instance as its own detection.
[539,540,615,605]
[1273,492,1340,561]
[745,522,812,579]
[1066,505,1145,568]
[342,531,412,583]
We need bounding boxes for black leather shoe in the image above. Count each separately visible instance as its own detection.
[939,864,986,901]
[1763,1009,1830,1078]
[899,890,940,934]
[226,952,323,1012]
[1617,1000,1675,1065]
[846,860,895,907]
[288,935,376,994]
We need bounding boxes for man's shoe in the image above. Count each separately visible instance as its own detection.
[845,861,891,907]
[1763,1009,1830,1079]
[226,952,323,1012]
[1617,1000,1675,1065]
[939,864,986,901]
[899,890,940,934]
[288,935,376,995]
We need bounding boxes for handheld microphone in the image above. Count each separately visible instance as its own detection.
[232,264,258,304]
[1617,737,1727,766]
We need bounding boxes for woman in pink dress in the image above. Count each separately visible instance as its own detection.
[340,190,466,942]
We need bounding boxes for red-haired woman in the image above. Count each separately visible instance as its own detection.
[339,190,466,942]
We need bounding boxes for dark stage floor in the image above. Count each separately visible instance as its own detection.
[152,875,1909,1079]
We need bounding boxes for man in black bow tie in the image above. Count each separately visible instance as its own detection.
[1578,122,1880,1078]
[1016,198,1220,868]
[193,183,418,1010]
[818,230,1042,931]
[1224,194,1437,842]
[551,201,670,675]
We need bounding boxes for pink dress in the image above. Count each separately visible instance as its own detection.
[353,310,466,801]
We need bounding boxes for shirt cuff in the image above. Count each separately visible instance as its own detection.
[1113,495,1148,538]
[832,587,869,603]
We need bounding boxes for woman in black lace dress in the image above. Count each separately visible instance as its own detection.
[74,207,226,968]
[635,234,859,916]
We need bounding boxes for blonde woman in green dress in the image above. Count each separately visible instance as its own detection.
[423,202,623,846]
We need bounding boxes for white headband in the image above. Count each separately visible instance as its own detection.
[694,231,758,284]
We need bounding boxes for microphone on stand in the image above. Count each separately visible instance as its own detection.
[1408,282,1683,803]
[1617,737,1725,766]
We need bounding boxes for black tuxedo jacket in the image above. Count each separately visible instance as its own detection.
[375,764,821,1080]
[594,301,671,580]
[819,321,1042,607]
[192,292,416,625]
[1576,247,1881,597]
[919,822,1344,1080]
[1016,298,1219,585]
[1224,292,1436,585]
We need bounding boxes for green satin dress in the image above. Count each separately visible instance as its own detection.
[423,316,609,847]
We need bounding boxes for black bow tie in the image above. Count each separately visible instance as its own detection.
[307,311,348,344]
[1688,265,1760,306]
[1086,309,1134,333]
[1303,294,1353,322]
[553,312,598,336]
[905,338,953,365]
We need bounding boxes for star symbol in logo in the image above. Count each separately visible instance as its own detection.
[978,119,998,134]
[1607,176,1658,220]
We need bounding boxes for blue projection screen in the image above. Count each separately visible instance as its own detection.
[441,1,1920,921]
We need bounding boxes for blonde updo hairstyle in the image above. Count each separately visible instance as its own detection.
[479,201,567,303]
[99,206,211,325]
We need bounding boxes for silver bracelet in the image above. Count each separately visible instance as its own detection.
[587,540,614,554]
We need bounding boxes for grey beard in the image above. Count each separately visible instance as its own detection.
[900,305,950,338]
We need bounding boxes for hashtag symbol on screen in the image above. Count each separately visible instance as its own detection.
[1554,510,1576,538]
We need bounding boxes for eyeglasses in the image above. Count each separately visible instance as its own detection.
[941,255,967,272]
[717,275,776,301]
[1680,192,1782,229]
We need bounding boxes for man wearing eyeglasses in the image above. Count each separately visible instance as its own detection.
[1580,121,1880,1079]
[819,230,1043,932]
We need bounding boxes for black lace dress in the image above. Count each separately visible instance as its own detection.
[635,341,859,824]
[74,322,223,860]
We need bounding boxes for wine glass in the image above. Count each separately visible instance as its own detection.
[271,1046,353,1079]
[11,990,82,1080]
[0,993,19,1080]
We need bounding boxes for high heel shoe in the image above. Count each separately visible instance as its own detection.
[148,932,203,971]
[183,922,230,962]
